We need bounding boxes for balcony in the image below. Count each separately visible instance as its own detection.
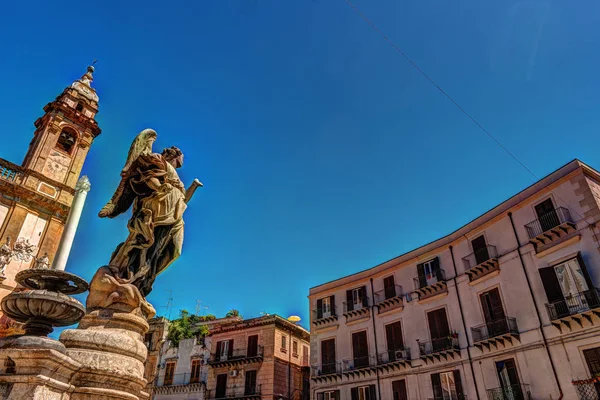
[573,377,600,400]
[462,245,499,284]
[311,362,342,384]
[155,373,204,396]
[471,317,519,352]
[312,305,338,329]
[486,384,531,400]
[376,348,411,373]
[418,336,460,364]
[525,207,576,250]
[208,346,263,368]
[546,288,600,332]
[374,285,404,315]
[0,163,21,183]
[342,355,377,379]
[343,297,370,324]
[428,396,467,400]
[413,269,448,302]
[207,384,261,400]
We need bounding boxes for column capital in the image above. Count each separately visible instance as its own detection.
[75,175,91,194]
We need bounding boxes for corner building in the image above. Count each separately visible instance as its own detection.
[309,159,600,400]
[0,67,100,312]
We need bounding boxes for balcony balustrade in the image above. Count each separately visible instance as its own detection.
[413,269,448,302]
[462,245,499,283]
[376,348,411,373]
[428,395,467,400]
[154,373,205,395]
[208,346,264,367]
[471,317,519,351]
[311,361,342,383]
[524,207,576,249]
[486,384,531,400]
[418,336,460,364]
[374,285,404,314]
[343,297,370,323]
[572,377,600,400]
[546,288,600,331]
[206,384,262,399]
[312,305,338,328]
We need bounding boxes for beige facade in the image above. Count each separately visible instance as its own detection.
[0,66,100,319]
[309,159,600,400]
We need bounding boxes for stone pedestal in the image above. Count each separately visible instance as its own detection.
[59,310,151,400]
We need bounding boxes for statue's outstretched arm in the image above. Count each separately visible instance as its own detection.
[185,179,203,204]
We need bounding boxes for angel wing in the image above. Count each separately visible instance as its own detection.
[98,129,157,218]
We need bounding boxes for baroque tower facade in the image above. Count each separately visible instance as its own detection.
[0,66,101,313]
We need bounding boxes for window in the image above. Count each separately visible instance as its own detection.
[144,333,153,350]
[4,357,15,375]
[385,321,404,361]
[216,339,233,361]
[431,371,463,400]
[244,370,257,395]
[247,335,259,357]
[392,379,408,400]
[351,331,369,369]
[480,288,508,337]
[496,359,524,400]
[190,359,201,383]
[351,385,376,400]
[216,374,228,398]
[317,295,335,319]
[75,103,84,112]
[583,347,600,377]
[317,391,340,400]
[427,308,451,352]
[164,361,176,386]
[471,235,490,265]
[302,344,309,365]
[321,338,336,374]
[56,128,77,154]
[293,340,299,356]
[534,198,560,233]
[281,334,287,352]
[417,258,440,288]
[383,275,396,299]
[346,286,367,312]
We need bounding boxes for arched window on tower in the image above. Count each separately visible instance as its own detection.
[4,357,15,374]
[75,103,84,112]
[56,128,77,154]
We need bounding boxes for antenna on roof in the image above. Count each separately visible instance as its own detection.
[159,290,173,320]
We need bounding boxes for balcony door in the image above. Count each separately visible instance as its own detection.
[471,235,489,265]
[247,335,258,357]
[216,374,227,398]
[385,321,404,362]
[392,380,408,400]
[352,331,369,369]
[418,258,440,288]
[216,339,234,361]
[384,276,396,299]
[347,287,367,312]
[431,370,463,400]
[535,198,559,233]
[427,308,451,352]
[496,359,524,400]
[244,370,257,395]
[321,338,336,374]
[480,288,507,337]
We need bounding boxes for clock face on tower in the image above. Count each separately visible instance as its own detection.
[42,150,71,182]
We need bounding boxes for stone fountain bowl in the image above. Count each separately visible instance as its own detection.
[1,289,85,328]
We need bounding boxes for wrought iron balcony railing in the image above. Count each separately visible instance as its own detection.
[471,317,519,343]
[525,207,574,239]
[375,285,403,304]
[486,383,531,400]
[343,297,370,313]
[546,288,600,320]
[377,348,410,365]
[413,268,446,290]
[573,378,600,400]
[312,305,337,321]
[159,372,206,387]
[418,336,459,357]
[428,395,467,400]
[462,245,498,270]
[209,346,264,363]
[207,384,262,399]
[0,164,20,182]
[342,355,377,372]
[311,361,342,377]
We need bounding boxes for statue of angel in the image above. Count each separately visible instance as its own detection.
[34,252,51,269]
[0,237,13,276]
[87,129,202,318]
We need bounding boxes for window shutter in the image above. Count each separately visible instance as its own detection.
[216,341,222,359]
[346,290,354,312]
[317,393,324,400]
[432,257,443,281]
[539,267,565,303]
[369,384,376,400]
[334,390,340,400]
[351,387,359,400]
[417,263,426,288]
[317,299,323,319]
[330,295,336,316]
[453,370,464,398]
[360,286,368,307]
[431,373,442,399]
[228,339,234,358]
[577,252,594,289]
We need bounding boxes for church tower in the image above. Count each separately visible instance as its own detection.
[0,66,101,309]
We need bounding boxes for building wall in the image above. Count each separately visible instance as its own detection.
[309,163,600,400]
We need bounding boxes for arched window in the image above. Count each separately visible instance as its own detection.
[4,357,15,374]
[56,128,77,154]
[75,103,84,112]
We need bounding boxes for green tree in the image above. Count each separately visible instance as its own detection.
[167,309,211,347]
[225,309,242,318]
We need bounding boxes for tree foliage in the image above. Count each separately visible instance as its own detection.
[167,309,211,347]
[225,309,242,318]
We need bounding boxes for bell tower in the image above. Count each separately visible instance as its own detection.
[21,65,101,204]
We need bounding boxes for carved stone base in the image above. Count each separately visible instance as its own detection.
[59,310,150,400]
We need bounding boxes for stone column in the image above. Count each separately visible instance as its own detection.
[52,175,91,271]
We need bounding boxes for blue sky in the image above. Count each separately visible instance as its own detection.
[1,0,599,330]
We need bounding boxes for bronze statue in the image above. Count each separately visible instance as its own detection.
[87,129,202,318]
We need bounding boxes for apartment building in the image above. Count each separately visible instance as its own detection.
[309,159,600,400]
[206,315,310,400]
